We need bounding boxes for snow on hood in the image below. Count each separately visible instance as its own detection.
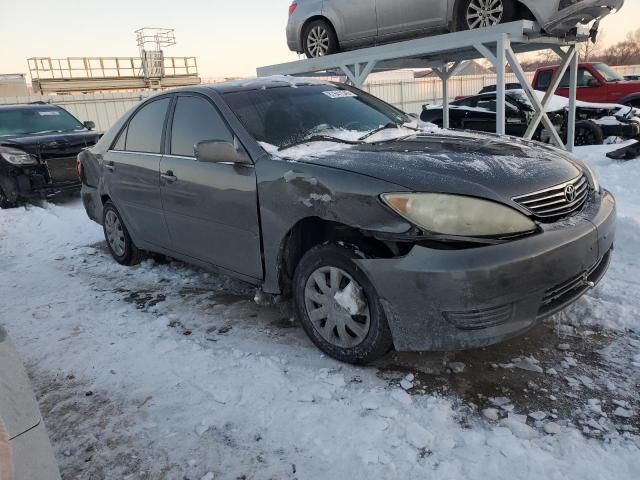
[259,120,442,161]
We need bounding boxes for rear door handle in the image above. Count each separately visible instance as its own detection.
[161,170,177,183]
[104,160,115,171]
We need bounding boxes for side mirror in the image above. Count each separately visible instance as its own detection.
[194,139,251,165]
[586,78,600,88]
[84,120,95,131]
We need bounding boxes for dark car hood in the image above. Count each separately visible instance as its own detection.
[292,132,582,201]
[0,131,101,158]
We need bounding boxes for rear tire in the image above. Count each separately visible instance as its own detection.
[303,19,339,58]
[292,243,393,364]
[574,120,605,146]
[102,201,144,266]
[456,0,517,31]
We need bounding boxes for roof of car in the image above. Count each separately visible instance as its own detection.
[187,77,337,94]
[0,103,62,111]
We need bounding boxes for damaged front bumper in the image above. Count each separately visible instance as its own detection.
[0,164,80,203]
[356,190,616,351]
[544,0,624,36]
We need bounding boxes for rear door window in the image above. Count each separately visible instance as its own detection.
[170,96,233,157]
[123,98,171,153]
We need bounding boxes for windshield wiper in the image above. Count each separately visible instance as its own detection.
[358,122,419,141]
[278,135,364,151]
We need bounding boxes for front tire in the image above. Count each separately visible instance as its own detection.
[456,0,516,31]
[0,183,18,210]
[303,19,339,58]
[293,244,393,364]
[102,201,144,266]
[574,120,604,146]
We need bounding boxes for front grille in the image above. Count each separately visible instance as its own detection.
[45,156,78,183]
[444,304,514,331]
[513,174,589,220]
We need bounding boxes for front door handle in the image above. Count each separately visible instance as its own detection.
[161,170,177,183]
[104,160,115,171]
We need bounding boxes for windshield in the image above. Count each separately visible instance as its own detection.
[593,63,624,82]
[223,83,410,147]
[0,107,86,137]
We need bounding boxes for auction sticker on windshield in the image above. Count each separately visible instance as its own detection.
[323,90,358,99]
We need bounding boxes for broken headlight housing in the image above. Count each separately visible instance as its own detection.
[382,193,536,237]
[0,146,38,166]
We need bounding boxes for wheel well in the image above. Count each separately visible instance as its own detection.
[452,0,535,28]
[101,194,111,205]
[515,1,535,20]
[277,217,396,295]
[300,16,338,48]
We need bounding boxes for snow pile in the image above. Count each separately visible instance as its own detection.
[563,142,640,332]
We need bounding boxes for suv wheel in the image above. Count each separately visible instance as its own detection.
[303,19,339,58]
[102,201,144,266]
[293,244,393,364]
[457,0,516,31]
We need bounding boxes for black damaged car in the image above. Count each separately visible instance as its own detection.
[0,104,100,209]
[421,90,640,146]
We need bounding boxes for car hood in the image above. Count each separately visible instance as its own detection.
[292,132,583,202]
[0,131,101,158]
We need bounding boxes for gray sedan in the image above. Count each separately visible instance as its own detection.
[286,0,625,58]
[79,78,614,364]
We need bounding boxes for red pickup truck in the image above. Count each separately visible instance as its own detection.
[532,63,640,107]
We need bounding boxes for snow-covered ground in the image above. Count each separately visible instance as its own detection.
[1,143,639,479]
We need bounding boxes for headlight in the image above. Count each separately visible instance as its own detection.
[0,146,38,165]
[581,163,600,193]
[381,193,536,237]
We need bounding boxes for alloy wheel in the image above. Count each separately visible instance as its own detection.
[466,0,504,29]
[304,266,371,348]
[104,210,126,257]
[307,26,330,57]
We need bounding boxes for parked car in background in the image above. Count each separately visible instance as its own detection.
[533,62,640,107]
[79,78,614,364]
[0,326,61,479]
[0,104,100,209]
[421,89,640,145]
[287,0,624,58]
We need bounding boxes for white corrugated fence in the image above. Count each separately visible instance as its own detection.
[2,64,640,130]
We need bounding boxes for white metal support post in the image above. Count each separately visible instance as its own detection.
[431,61,465,129]
[495,34,508,135]
[517,45,577,149]
[566,50,579,151]
[340,61,377,88]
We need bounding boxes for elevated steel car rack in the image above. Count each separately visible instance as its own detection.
[257,21,588,151]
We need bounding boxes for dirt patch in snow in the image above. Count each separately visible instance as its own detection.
[378,322,640,436]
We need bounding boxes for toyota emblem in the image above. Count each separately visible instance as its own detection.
[564,185,577,203]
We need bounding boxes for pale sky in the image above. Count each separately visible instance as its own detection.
[1,0,639,79]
